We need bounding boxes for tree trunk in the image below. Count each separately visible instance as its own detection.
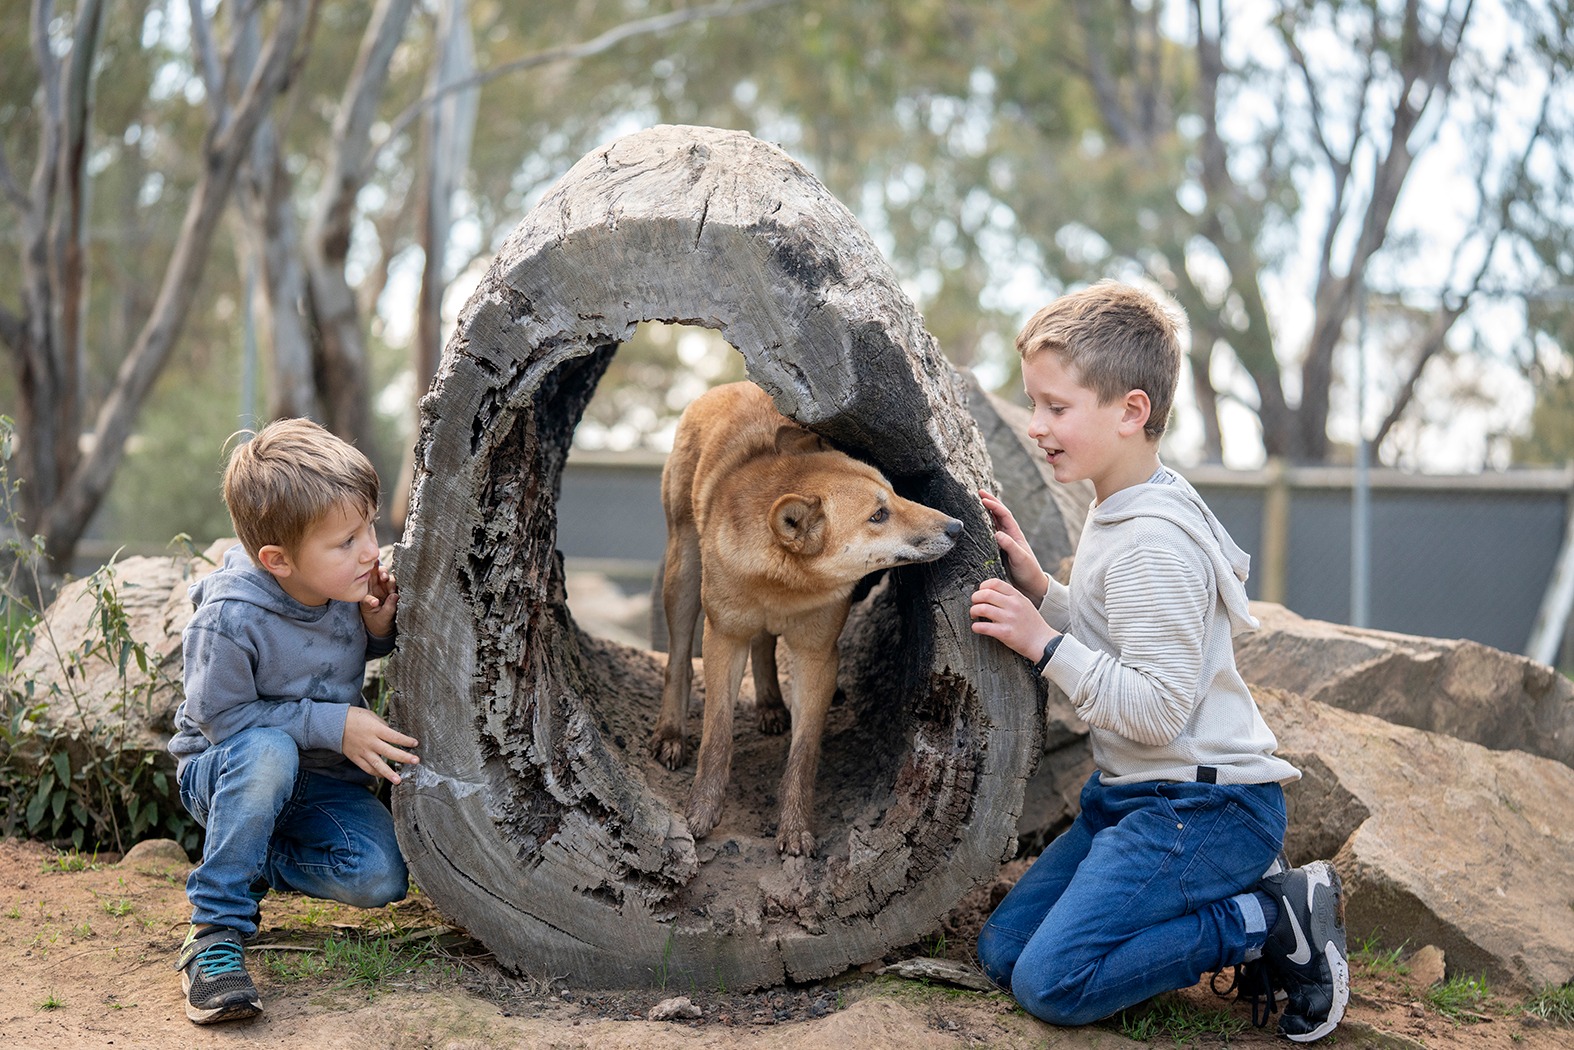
[389,125,1043,990]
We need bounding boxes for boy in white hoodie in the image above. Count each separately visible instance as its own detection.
[970,282,1348,1042]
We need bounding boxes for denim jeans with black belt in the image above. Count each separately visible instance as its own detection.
[179,727,408,935]
[977,772,1285,1026]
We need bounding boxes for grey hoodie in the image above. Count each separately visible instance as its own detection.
[1038,465,1299,786]
[168,544,396,785]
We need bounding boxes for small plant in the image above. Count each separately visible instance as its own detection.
[102,897,134,917]
[1351,933,1410,977]
[1525,984,1574,1026]
[0,415,200,855]
[1426,973,1492,1022]
[651,929,676,990]
[37,991,64,1010]
[42,847,101,873]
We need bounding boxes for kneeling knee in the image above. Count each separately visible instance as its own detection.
[1011,967,1104,1027]
[976,925,1018,990]
[341,858,408,909]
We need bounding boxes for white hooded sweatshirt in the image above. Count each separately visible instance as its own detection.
[1039,465,1300,786]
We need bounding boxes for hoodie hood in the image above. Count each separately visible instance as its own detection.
[1090,466,1258,636]
[188,543,330,621]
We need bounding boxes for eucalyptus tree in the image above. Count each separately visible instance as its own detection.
[988,0,1574,465]
[0,0,314,566]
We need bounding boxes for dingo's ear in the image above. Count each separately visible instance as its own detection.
[774,425,830,456]
[770,494,826,555]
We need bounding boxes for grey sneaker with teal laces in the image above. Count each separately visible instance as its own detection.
[177,925,262,1024]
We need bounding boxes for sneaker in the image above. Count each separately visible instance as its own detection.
[177,925,262,1024]
[1257,861,1350,1042]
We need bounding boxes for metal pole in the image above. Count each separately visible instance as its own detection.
[1352,282,1371,628]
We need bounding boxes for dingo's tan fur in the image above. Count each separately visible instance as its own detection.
[651,382,963,855]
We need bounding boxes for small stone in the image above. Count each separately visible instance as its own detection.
[1406,944,1447,988]
[119,839,190,868]
[647,995,702,1021]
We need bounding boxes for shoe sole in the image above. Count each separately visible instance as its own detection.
[182,971,262,1025]
[1282,862,1349,1043]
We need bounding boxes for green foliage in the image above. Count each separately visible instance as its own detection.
[0,417,200,855]
[1511,370,1574,466]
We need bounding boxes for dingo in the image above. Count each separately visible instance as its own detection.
[651,381,962,855]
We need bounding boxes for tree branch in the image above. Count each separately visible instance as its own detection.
[365,0,796,177]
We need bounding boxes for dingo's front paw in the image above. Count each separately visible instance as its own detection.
[650,728,687,770]
[776,822,815,857]
[686,791,723,840]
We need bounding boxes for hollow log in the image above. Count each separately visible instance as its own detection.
[388,124,1043,990]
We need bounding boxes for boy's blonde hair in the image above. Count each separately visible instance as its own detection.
[222,418,380,562]
[1016,280,1187,440]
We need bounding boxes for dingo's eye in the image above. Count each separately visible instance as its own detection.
[868,507,889,524]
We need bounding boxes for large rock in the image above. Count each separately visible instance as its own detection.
[1238,602,1574,770]
[6,549,206,753]
[6,538,383,764]
[1259,686,1574,991]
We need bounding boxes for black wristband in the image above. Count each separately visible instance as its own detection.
[1032,635,1061,675]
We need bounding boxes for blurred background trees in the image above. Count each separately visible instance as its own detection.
[1,0,1571,571]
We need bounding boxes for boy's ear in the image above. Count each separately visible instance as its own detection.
[1120,390,1153,435]
[256,544,294,578]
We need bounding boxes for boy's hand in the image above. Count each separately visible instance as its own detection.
[342,705,419,785]
[980,490,1048,604]
[361,560,398,637]
[970,577,1059,663]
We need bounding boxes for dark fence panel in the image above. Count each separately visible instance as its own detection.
[557,454,1574,664]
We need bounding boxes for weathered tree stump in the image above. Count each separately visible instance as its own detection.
[388,125,1043,990]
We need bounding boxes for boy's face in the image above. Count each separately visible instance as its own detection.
[1022,351,1150,502]
[260,500,381,608]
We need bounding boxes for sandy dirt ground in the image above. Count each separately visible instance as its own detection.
[2,836,1568,1050]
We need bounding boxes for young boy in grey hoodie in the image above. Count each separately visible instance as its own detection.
[167,419,418,1024]
[969,282,1348,1042]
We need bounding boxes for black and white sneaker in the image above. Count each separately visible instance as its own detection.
[1258,861,1350,1042]
[177,925,262,1024]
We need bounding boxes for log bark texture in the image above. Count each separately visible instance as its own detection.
[388,124,1043,990]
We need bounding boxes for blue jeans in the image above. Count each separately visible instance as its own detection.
[178,727,408,935]
[977,773,1286,1026]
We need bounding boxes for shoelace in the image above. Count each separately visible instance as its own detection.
[194,940,247,978]
[1210,962,1280,1030]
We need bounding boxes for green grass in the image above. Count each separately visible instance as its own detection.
[101,897,134,917]
[1425,973,1491,1022]
[1351,933,1410,977]
[37,991,64,1010]
[41,848,102,873]
[260,932,452,993]
[1524,984,1574,1026]
[1115,994,1248,1043]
